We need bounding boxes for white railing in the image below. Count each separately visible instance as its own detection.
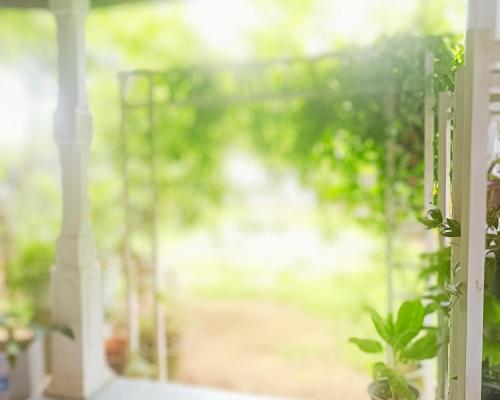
[432,10,500,398]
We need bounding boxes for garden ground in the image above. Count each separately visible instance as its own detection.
[178,298,370,400]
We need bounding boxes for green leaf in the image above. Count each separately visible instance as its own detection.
[390,374,416,400]
[483,336,500,365]
[400,330,438,361]
[372,362,392,382]
[420,207,442,229]
[348,338,383,353]
[394,300,425,336]
[424,302,441,316]
[441,218,461,237]
[6,340,20,368]
[368,307,392,344]
[392,329,420,352]
[51,324,74,340]
[372,362,415,399]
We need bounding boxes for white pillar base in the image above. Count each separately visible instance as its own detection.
[45,257,113,398]
[45,236,113,399]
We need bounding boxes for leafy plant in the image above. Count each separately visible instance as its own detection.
[419,247,451,315]
[483,361,500,399]
[483,198,500,377]
[419,207,461,238]
[0,299,73,368]
[349,300,438,399]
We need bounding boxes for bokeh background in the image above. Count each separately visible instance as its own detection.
[0,1,464,399]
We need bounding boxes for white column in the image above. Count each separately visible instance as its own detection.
[452,1,493,395]
[437,91,452,400]
[45,0,113,397]
[467,0,495,31]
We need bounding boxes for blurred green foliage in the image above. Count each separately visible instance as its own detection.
[119,35,461,236]
[0,2,464,250]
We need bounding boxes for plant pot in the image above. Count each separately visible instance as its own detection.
[167,344,180,379]
[106,335,128,375]
[4,337,46,400]
[368,381,419,400]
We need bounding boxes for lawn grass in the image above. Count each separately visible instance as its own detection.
[188,262,419,370]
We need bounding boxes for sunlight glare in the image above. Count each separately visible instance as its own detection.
[0,70,30,151]
[185,0,261,58]
[184,0,428,57]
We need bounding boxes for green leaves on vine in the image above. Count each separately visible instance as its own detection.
[420,207,461,237]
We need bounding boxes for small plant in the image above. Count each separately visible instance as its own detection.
[0,299,73,367]
[419,207,460,311]
[349,300,438,400]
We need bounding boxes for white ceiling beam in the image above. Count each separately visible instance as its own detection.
[0,0,180,9]
[93,0,151,6]
[0,0,47,8]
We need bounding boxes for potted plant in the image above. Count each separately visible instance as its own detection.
[132,312,181,380]
[0,300,73,400]
[349,299,438,400]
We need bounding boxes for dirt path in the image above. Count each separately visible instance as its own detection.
[177,299,369,399]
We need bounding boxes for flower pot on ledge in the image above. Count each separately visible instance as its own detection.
[9,337,46,400]
[0,335,46,400]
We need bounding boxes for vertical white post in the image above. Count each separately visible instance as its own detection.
[45,0,113,397]
[437,91,452,400]
[422,52,438,400]
[454,0,494,393]
[147,77,167,381]
[438,92,452,230]
[424,52,436,217]
[449,68,465,400]
[118,74,140,356]
[383,88,396,317]
[460,34,488,400]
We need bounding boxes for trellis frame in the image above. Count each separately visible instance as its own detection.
[119,51,436,394]
[119,55,361,382]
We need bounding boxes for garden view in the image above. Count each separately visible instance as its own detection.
[3,1,495,400]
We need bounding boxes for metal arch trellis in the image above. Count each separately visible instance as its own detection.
[117,51,427,384]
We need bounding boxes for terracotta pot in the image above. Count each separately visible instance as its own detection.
[105,335,128,374]
[368,381,419,400]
